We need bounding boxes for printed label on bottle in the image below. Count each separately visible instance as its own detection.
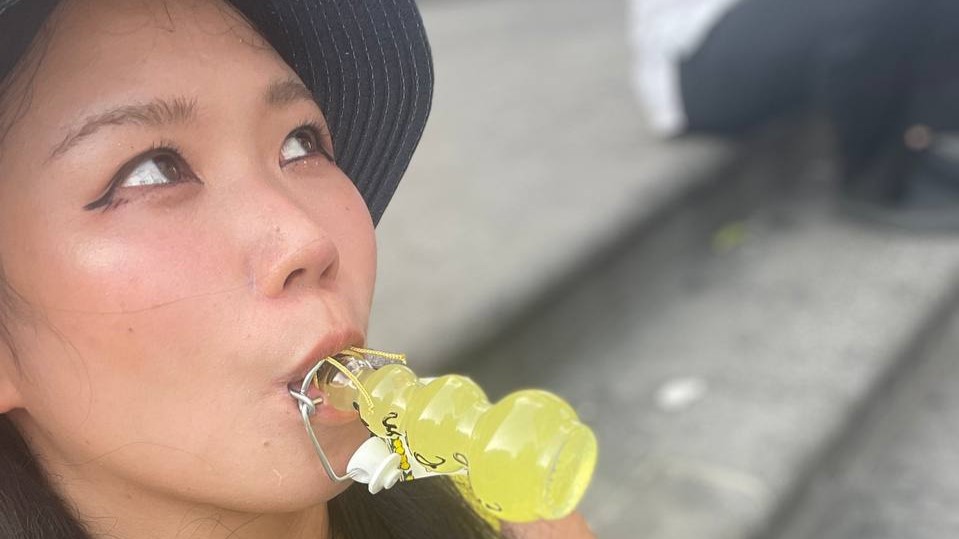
[383,433,465,482]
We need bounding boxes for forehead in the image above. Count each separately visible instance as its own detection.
[49,0,269,49]
[3,0,291,144]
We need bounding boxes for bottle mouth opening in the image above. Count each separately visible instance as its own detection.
[541,424,598,520]
[318,354,374,389]
[294,348,411,416]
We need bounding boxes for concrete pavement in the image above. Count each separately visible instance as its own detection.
[775,293,959,539]
[458,149,959,537]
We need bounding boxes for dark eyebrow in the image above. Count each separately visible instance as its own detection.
[264,77,316,108]
[47,77,316,163]
[48,97,197,163]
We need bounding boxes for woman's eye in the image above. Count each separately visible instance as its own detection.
[84,149,197,212]
[120,153,186,188]
[280,127,331,164]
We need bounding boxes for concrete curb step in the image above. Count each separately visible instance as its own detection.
[449,129,959,538]
[772,279,959,539]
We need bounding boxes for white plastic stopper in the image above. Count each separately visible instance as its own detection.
[346,437,403,494]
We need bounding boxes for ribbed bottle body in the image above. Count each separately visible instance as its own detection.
[318,361,597,522]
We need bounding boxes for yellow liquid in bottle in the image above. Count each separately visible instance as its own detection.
[319,361,598,522]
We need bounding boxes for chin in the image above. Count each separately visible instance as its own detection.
[214,467,354,515]
[197,419,370,514]
[273,419,371,508]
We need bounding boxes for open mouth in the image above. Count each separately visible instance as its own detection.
[287,349,363,415]
[287,347,408,415]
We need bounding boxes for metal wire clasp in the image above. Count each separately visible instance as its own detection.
[288,357,354,482]
[288,347,407,483]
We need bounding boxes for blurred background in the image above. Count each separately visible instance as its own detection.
[367,0,959,537]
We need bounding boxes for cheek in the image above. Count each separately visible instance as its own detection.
[3,223,241,419]
[339,208,377,310]
[310,175,378,317]
[18,221,239,314]
[0,205,254,430]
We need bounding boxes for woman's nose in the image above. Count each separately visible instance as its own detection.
[257,233,340,297]
[248,188,340,299]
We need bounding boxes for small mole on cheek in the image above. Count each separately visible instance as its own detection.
[127,327,134,334]
[263,441,270,448]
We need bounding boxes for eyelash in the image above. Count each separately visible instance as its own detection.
[83,139,187,213]
[292,120,334,163]
[84,122,333,213]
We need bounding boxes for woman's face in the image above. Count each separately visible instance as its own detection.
[0,0,375,531]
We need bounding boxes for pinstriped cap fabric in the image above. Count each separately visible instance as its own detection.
[0,0,18,15]
[0,0,434,226]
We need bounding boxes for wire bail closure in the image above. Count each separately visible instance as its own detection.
[288,358,354,482]
[288,348,407,483]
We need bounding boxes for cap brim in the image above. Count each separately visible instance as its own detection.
[232,0,434,226]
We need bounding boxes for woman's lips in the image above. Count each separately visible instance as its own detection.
[282,327,365,385]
